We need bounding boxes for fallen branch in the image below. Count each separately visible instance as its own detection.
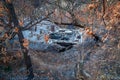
[53,21,84,28]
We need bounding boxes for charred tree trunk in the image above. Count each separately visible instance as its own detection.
[3,0,34,79]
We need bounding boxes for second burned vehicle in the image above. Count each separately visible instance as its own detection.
[48,29,82,52]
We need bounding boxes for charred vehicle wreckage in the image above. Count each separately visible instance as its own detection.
[48,29,82,52]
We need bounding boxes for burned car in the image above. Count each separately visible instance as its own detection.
[48,29,82,52]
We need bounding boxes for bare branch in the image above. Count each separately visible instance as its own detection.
[52,21,84,28]
[22,11,54,30]
[102,0,106,26]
